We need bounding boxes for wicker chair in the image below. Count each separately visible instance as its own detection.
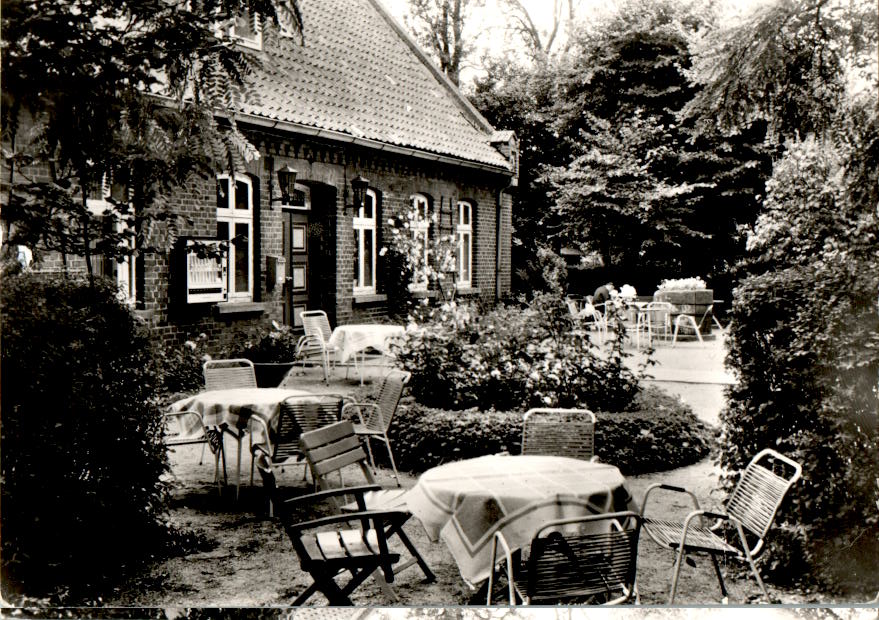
[487,511,642,605]
[202,358,257,391]
[640,448,802,603]
[342,370,410,487]
[297,310,341,382]
[250,393,344,512]
[521,408,598,462]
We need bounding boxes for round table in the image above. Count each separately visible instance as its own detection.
[404,454,636,585]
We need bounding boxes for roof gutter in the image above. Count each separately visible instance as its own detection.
[237,112,512,175]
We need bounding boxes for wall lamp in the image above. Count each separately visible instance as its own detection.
[347,175,369,213]
[270,164,298,207]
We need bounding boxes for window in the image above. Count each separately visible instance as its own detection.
[456,201,473,288]
[229,11,262,50]
[86,173,138,304]
[353,188,377,295]
[217,174,254,302]
[410,194,430,291]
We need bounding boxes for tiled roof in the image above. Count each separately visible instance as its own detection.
[240,0,511,171]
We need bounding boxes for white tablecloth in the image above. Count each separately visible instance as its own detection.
[327,324,405,363]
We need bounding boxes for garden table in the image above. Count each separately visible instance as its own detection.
[169,387,313,498]
[404,454,636,585]
[327,324,405,384]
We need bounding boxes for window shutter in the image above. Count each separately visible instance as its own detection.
[250,173,261,302]
[374,190,385,293]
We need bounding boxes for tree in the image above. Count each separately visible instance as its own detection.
[542,0,772,297]
[499,0,576,65]
[404,0,481,85]
[2,0,303,284]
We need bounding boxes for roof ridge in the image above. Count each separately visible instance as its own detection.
[366,0,497,137]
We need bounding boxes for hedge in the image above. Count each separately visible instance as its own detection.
[377,386,712,475]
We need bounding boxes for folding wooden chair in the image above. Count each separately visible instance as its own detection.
[640,448,802,603]
[342,370,410,487]
[298,420,435,583]
[276,485,409,605]
[487,511,642,605]
[521,408,598,461]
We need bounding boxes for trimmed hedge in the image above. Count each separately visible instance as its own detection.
[379,386,711,475]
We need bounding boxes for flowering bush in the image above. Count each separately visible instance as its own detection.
[153,334,208,403]
[394,292,644,413]
[656,276,707,291]
[385,206,459,300]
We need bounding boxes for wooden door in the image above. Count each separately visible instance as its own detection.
[283,210,311,328]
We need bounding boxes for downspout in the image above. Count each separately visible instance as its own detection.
[495,182,514,302]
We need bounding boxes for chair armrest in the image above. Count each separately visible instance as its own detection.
[640,483,701,517]
[487,531,516,605]
[342,402,380,426]
[280,484,383,514]
[679,509,730,547]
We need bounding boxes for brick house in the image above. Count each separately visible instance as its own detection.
[3,0,518,352]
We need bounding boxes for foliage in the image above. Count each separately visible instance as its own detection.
[403,0,481,86]
[682,0,876,141]
[720,113,879,585]
[383,386,711,475]
[0,273,171,598]
[542,0,772,297]
[393,288,644,413]
[153,335,209,403]
[656,276,708,291]
[385,205,460,302]
[1,0,303,277]
[231,320,301,364]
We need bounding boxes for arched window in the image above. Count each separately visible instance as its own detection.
[216,173,254,301]
[456,200,473,288]
[353,188,377,294]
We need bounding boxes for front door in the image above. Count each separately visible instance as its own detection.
[283,210,310,328]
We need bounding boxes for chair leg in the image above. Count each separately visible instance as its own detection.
[362,434,377,470]
[199,442,206,466]
[235,433,243,501]
[392,527,436,582]
[383,435,401,488]
[737,522,772,602]
[710,552,730,602]
[668,544,688,604]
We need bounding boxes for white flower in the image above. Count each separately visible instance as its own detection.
[184,340,197,350]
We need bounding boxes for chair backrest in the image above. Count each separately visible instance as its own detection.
[645,301,673,330]
[726,448,802,539]
[300,310,332,343]
[299,420,376,489]
[272,394,344,464]
[522,408,597,461]
[203,358,257,391]
[363,371,410,433]
[566,297,582,319]
[526,511,642,604]
[695,303,715,329]
[163,409,206,445]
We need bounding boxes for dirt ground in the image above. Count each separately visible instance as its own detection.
[99,339,874,609]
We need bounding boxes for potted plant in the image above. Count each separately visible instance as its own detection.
[234,321,301,387]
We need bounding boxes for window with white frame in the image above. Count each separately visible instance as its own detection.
[456,200,473,288]
[410,194,430,291]
[229,11,262,50]
[353,188,377,295]
[86,172,138,304]
[216,174,254,302]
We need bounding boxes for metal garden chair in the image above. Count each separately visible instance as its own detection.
[671,304,715,346]
[640,448,802,603]
[202,358,257,391]
[342,370,410,487]
[521,408,598,462]
[163,409,225,493]
[487,511,643,605]
[296,310,341,382]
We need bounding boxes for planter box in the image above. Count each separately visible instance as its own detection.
[252,362,297,388]
[654,289,714,335]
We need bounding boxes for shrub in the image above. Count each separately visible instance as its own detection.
[383,386,710,475]
[394,292,644,413]
[1,273,171,599]
[230,320,300,363]
[153,335,207,403]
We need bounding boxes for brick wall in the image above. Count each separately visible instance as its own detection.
[2,116,514,354]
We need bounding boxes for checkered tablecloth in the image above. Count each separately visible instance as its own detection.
[404,454,636,585]
[169,387,313,454]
